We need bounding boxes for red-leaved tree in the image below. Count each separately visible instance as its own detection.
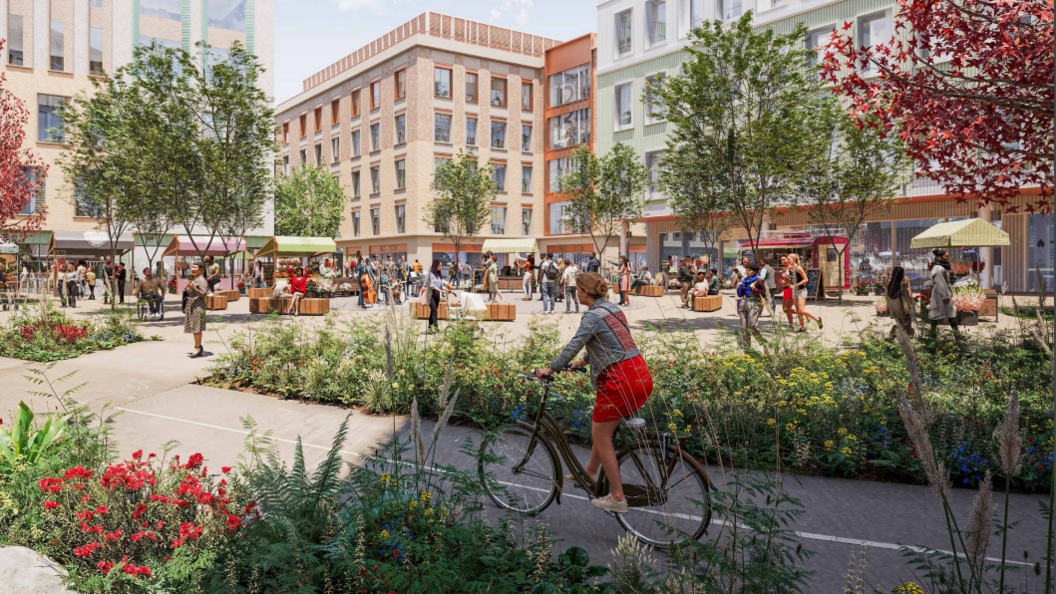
[0,39,47,244]
[821,0,1053,213]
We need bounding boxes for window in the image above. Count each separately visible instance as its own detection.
[371,208,380,235]
[17,168,42,215]
[395,160,406,189]
[351,89,361,117]
[315,144,323,165]
[395,69,406,100]
[645,151,664,198]
[549,201,571,234]
[492,164,506,192]
[549,108,591,149]
[806,27,832,68]
[208,0,246,31]
[370,166,380,194]
[50,21,64,71]
[141,0,180,21]
[38,95,65,143]
[521,82,532,111]
[720,0,742,21]
[299,149,307,164]
[490,78,507,107]
[331,99,341,125]
[690,0,705,29]
[299,114,307,138]
[549,157,570,192]
[521,125,532,152]
[370,81,381,110]
[858,12,892,70]
[465,72,478,102]
[395,114,406,144]
[75,179,101,218]
[521,209,532,235]
[434,67,451,98]
[331,138,340,163]
[647,1,667,46]
[615,83,633,129]
[352,210,361,237]
[434,113,451,142]
[616,10,632,56]
[351,170,361,198]
[370,123,380,152]
[645,74,664,123]
[490,206,506,234]
[395,204,406,233]
[314,107,322,133]
[549,64,592,107]
[491,121,506,149]
[282,156,289,175]
[89,27,103,76]
[521,166,532,193]
[8,15,23,66]
[352,130,361,157]
[282,122,289,144]
[91,0,103,6]
[466,118,477,145]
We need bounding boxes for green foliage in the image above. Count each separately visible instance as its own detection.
[0,303,142,361]
[0,401,67,466]
[425,150,496,262]
[274,164,347,237]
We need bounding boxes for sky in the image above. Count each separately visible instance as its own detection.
[273,0,597,104]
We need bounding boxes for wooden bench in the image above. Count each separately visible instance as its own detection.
[693,295,722,312]
[205,294,228,311]
[637,285,664,297]
[298,298,330,316]
[218,289,240,303]
[409,302,448,320]
[247,288,271,299]
[249,297,279,314]
[486,302,516,321]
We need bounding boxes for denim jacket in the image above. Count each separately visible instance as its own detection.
[550,298,640,384]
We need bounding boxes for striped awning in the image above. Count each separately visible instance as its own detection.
[481,238,539,254]
[909,218,1010,249]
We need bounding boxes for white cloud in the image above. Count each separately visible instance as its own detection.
[489,0,534,26]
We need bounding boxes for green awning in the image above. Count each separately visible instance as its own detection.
[481,238,539,254]
[255,236,338,259]
[135,233,173,247]
[910,218,1010,249]
[21,231,53,245]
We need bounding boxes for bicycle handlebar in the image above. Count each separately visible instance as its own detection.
[518,366,587,384]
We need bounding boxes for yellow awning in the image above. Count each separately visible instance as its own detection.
[909,218,1010,249]
[481,238,539,254]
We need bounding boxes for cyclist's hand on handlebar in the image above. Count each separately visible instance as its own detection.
[534,367,554,379]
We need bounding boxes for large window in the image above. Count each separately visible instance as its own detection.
[521,209,532,235]
[690,0,705,29]
[395,114,406,145]
[645,151,664,199]
[549,201,572,234]
[434,67,451,98]
[549,64,591,107]
[647,0,667,46]
[521,166,532,193]
[370,123,380,152]
[38,95,65,143]
[466,118,477,145]
[371,208,380,235]
[491,121,506,149]
[314,107,322,132]
[351,130,361,157]
[207,0,246,32]
[395,160,406,190]
[370,81,381,110]
[331,99,340,125]
[521,82,532,111]
[614,84,633,129]
[858,12,892,71]
[299,114,307,138]
[331,138,340,163]
[141,0,181,21]
[645,74,664,123]
[549,108,591,149]
[314,144,322,165]
[370,166,380,194]
[548,157,570,192]
[720,0,742,21]
[490,78,507,107]
[351,170,361,198]
[492,164,506,192]
[616,10,633,56]
[16,168,42,215]
[8,15,22,66]
[490,206,506,234]
[395,204,406,233]
[434,113,451,142]
[89,27,103,75]
[395,69,406,100]
[466,72,478,102]
[521,125,532,152]
[806,27,832,69]
[352,210,361,237]
[282,156,289,175]
[75,179,101,218]
[50,21,64,71]
[350,89,361,117]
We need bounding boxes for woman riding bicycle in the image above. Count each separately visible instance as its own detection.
[535,272,653,514]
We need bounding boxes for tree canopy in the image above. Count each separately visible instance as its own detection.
[274,165,346,238]
[424,151,496,265]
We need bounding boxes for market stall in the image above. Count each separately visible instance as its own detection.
[479,238,539,292]
[910,218,1010,320]
[161,236,246,293]
[253,236,338,281]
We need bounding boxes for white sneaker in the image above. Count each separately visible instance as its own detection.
[590,494,628,514]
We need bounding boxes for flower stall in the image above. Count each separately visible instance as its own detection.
[161,236,246,294]
[253,236,338,284]
[910,218,1009,319]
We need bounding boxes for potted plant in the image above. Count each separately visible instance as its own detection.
[236,279,247,295]
[316,278,336,298]
[951,285,984,326]
[873,271,891,296]
[853,281,871,296]
[306,278,319,299]
[166,279,178,295]
[874,298,888,316]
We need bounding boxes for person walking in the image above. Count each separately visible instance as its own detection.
[736,261,767,348]
[486,255,501,303]
[183,262,208,358]
[63,264,79,308]
[586,252,600,273]
[616,256,632,307]
[102,260,114,304]
[116,263,127,304]
[521,254,536,301]
[759,257,777,317]
[426,259,445,330]
[562,259,580,313]
[886,265,915,338]
[787,254,822,332]
[555,257,565,303]
[85,266,96,300]
[778,256,796,329]
[253,261,266,288]
[928,249,959,338]
[539,253,559,314]
[76,261,87,298]
[678,258,694,308]
[534,272,653,514]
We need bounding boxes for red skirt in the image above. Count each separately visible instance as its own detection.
[782,287,792,301]
[593,355,653,422]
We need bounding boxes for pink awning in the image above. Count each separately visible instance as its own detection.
[162,236,246,258]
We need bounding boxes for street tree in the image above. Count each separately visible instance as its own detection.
[0,39,47,248]
[424,150,495,271]
[557,144,649,258]
[652,13,831,263]
[821,0,1053,212]
[274,165,345,238]
[658,146,736,265]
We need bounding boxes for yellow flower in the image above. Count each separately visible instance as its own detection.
[685,425,692,432]
[846,435,858,441]
[425,508,435,516]
[420,491,432,503]
[409,500,418,509]
[840,447,851,455]
[766,418,776,426]
[837,428,847,435]
[379,473,391,483]
[379,530,390,538]
[733,391,743,397]
[824,440,834,449]
[668,423,679,433]
[892,583,925,594]
[785,423,796,432]
[673,409,683,417]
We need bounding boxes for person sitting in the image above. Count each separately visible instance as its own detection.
[692,271,710,298]
[630,265,653,293]
[287,267,309,316]
[136,267,165,317]
[707,268,721,296]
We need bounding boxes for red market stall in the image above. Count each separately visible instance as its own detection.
[740,231,851,291]
[161,236,246,293]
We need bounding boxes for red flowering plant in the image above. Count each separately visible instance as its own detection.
[34,449,256,586]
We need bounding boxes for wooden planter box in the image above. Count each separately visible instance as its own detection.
[249,297,279,314]
[638,285,664,297]
[248,288,271,299]
[299,298,330,316]
[980,294,998,317]
[409,302,448,319]
[486,302,516,321]
[693,295,722,312]
[219,289,240,303]
[205,294,228,311]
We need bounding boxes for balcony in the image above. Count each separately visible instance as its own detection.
[617,36,632,55]
[649,22,667,45]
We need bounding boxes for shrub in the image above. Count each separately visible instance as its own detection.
[0,301,142,361]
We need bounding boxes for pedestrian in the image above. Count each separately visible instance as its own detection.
[778,256,796,329]
[563,258,580,313]
[678,258,694,308]
[707,268,720,296]
[426,258,445,330]
[534,271,653,514]
[85,266,96,300]
[616,255,631,307]
[886,265,915,338]
[183,262,208,358]
[486,255,501,303]
[288,266,308,316]
[355,257,367,307]
[555,257,565,303]
[787,253,822,332]
[521,254,535,301]
[102,260,114,304]
[540,253,559,314]
[927,249,959,338]
[64,264,79,308]
[76,260,87,297]
[733,257,749,285]
[736,261,767,348]
[116,263,127,304]
[254,261,266,288]
[759,257,777,316]
[586,252,601,273]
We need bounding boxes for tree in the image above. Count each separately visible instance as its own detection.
[821,0,1053,213]
[797,107,911,299]
[652,13,832,263]
[424,150,495,270]
[274,165,345,237]
[0,39,47,247]
[557,144,649,258]
[658,143,736,265]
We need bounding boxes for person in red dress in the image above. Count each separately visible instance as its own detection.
[288,266,308,316]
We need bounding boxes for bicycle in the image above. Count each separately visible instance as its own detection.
[478,369,713,549]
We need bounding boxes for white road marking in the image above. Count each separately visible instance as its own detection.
[115,406,1032,567]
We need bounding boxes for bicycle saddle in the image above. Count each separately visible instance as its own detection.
[623,417,646,428]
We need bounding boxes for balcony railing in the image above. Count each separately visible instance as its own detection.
[617,35,632,55]
[649,22,666,45]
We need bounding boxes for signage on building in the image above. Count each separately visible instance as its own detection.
[369,244,408,254]
[548,244,593,253]
[432,243,483,253]
[83,231,109,247]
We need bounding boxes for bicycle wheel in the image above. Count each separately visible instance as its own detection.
[614,443,712,549]
[478,424,558,515]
